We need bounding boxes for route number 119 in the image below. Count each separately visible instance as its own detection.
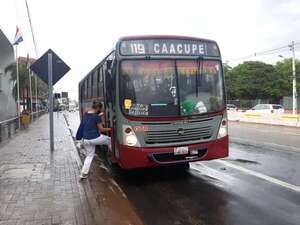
[130,43,145,54]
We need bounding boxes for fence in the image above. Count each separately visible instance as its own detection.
[0,110,47,144]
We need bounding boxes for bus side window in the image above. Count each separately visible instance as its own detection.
[84,80,88,99]
[81,83,84,102]
[98,68,103,98]
[105,68,112,104]
[111,61,116,108]
[93,71,97,98]
[89,75,93,98]
[86,77,90,99]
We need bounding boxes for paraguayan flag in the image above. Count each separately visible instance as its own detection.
[13,26,23,45]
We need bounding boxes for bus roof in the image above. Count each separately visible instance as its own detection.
[117,35,220,57]
[118,35,217,43]
[79,35,220,85]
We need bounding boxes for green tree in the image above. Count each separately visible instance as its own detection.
[274,58,300,97]
[5,62,48,110]
[223,64,234,99]
[225,61,279,100]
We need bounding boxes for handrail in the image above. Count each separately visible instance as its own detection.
[0,117,18,125]
[0,110,46,125]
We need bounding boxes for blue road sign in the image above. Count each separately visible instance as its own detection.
[30,49,70,85]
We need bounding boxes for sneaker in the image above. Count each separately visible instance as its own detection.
[79,173,88,179]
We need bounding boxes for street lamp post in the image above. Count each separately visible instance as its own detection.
[279,42,297,114]
[289,41,297,114]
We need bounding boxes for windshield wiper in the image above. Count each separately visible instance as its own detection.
[174,60,181,115]
[196,57,203,97]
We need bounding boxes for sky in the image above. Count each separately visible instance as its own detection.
[1,0,300,100]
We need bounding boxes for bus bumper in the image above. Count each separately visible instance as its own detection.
[118,135,229,169]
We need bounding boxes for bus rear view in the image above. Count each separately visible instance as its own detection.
[79,35,228,169]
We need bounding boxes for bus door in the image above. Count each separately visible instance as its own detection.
[104,60,117,160]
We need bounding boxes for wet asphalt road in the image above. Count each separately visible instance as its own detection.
[66,112,300,225]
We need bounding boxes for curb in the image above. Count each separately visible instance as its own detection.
[228,112,300,128]
[228,119,300,128]
[62,113,105,225]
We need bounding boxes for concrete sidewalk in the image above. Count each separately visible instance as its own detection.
[0,114,99,225]
[228,111,300,127]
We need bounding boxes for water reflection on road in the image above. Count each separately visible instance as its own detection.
[66,111,300,225]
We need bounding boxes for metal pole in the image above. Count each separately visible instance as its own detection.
[48,53,54,151]
[25,0,38,57]
[16,45,21,129]
[35,74,38,118]
[291,41,297,114]
[28,62,33,120]
[24,0,39,119]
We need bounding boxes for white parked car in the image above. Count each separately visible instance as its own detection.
[246,104,284,114]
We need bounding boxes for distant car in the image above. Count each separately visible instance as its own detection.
[68,104,77,112]
[246,104,284,114]
[59,105,66,111]
[227,104,238,111]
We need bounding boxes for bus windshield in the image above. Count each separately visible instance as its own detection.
[120,60,224,117]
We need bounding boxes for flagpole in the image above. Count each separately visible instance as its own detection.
[35,74,38,118]
[16,45,21,129]
[28,57,33,120]
[24,0,39,118]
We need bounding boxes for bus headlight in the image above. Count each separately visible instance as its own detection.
[125,135,138,146]
[217,117,228,139]
[123,125,141,147]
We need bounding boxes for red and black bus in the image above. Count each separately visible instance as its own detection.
[79,35,228,169]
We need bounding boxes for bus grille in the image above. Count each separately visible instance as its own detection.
[145,126,212,144]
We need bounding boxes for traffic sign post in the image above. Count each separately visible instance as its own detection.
[30,49,70,151]
[48,52,54,151]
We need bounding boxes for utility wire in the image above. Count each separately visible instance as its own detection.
[227,42,300,63]
[227,45,288,62]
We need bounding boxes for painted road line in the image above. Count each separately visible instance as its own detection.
[217,159,300,193]
[191,162,235,183]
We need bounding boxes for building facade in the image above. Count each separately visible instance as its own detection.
[0,29,16,121]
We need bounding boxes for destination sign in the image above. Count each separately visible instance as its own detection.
[119,39,220,57]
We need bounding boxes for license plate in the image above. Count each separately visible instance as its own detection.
[174,146,189,155]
